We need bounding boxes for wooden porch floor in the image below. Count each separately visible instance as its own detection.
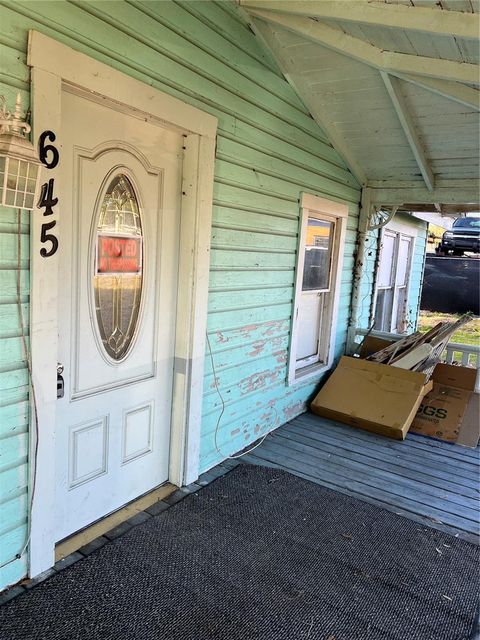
[243,413,480,544]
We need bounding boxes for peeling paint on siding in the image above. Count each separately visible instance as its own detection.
[0,0,361,590]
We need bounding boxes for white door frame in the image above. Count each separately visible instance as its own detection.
[27,31,217,577]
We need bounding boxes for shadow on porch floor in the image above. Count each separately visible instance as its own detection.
[243,412,480,545]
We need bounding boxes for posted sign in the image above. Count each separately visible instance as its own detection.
[97,235,142,274]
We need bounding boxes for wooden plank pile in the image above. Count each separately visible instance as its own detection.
[366,315,472,380]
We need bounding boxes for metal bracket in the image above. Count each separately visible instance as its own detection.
[368,205,399,230]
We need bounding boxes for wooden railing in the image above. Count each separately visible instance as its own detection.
[444,342,480,392]
[355,329,480,392]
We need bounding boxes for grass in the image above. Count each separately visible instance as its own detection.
[418,311,480,347]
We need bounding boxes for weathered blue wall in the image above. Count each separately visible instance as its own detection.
[0,0,360,589]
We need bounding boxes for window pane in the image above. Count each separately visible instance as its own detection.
[396,236,411,286]
[302,218,333,291]
[374,288,394,332]
[296,292,323,362]
[377,232,396,287]
[93,174,143,361]
[453,217,480,229]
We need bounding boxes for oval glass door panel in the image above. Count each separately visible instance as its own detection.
[93,173,143,360]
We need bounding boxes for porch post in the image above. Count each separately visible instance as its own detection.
[346,186,372,353]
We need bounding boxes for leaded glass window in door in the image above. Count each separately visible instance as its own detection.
[93,174,143,360]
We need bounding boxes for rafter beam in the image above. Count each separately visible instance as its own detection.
[245,9,480,85]
[380,72,434,191]
[369,179,480,206]
[394,74,480,112]
[239,1,480,40]
[252,19,366,185]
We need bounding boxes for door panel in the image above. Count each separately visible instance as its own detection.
[73,149,160,396]
[55,88,183,541]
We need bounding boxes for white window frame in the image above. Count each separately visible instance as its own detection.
[288,194,348,385]
[372,219,417,334]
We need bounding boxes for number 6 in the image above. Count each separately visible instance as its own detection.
[38,131,59,169]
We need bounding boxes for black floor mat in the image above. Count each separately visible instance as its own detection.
[1,464,478,640]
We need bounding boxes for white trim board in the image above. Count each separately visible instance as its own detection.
[246,9,479,85]
[27,31,217,578]
[384,215,421,238]
[239,1,479,40]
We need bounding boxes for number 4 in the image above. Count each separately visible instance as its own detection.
[38,178,58,215]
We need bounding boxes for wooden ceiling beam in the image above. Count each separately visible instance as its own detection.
[369,179,480,206]
[251,19,367,186]
[239,1,480,40]
[393,74,480,112]
[245,10,480,85]
[380,72,434,192]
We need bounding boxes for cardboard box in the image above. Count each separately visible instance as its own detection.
[410,363,478,446]
[458,393,480,448]
[359,335,395,359]
[311,356,433,439]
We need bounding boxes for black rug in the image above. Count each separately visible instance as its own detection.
[1,464,478,640]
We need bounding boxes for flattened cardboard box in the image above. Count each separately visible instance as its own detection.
[311,356,433,440]
[410,362,478,447]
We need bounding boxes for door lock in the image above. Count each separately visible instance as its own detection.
[57,363,64,399]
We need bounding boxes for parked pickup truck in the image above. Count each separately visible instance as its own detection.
[436,217,480,256]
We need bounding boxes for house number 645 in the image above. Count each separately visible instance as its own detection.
[38,131,59,258]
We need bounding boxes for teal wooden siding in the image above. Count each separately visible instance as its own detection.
[356,212,428,332]
[0,202,30,590]
[0,0,360,589]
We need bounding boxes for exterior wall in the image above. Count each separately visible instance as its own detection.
[0,0,360,589]
[0,208,29,590]
[356,212,428,333]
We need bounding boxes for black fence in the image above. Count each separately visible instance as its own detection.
[421,256,479,316]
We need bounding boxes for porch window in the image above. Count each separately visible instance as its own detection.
[288,194,348,384]
[374,227,414,334]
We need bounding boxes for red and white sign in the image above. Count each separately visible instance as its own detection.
[96,234,142,274]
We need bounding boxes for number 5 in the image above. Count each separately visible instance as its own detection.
[40,220,59,257]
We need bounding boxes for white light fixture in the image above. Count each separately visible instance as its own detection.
[0,94,42,211]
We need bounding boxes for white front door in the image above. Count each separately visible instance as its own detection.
[55,86,183,541]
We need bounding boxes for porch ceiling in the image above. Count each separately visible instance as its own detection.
[239,0,480,215]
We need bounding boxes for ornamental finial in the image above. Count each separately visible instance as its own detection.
[0,93,31,137]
